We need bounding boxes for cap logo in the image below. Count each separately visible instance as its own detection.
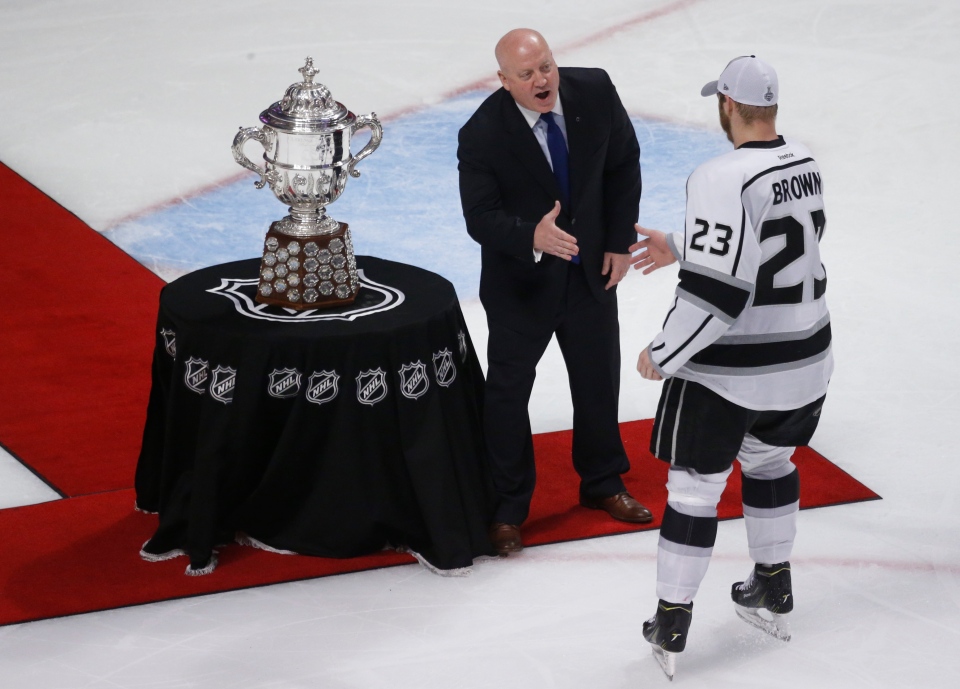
[722,83,729,91]
[764,86,773,102]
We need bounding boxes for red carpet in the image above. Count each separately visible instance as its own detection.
[0,163,163,497]
[0,422,878,627]
[0,162,880,627]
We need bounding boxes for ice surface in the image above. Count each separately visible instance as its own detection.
[0,445,60,510]
[1,0,959,687]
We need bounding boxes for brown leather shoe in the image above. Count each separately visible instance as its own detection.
[579,491,653,523]
[488,523,523,555]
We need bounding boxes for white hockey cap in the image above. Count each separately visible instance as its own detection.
[701,55,778,106]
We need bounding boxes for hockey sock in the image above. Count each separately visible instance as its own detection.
[742,467,799,565]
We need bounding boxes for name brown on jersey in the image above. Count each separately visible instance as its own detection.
[772,170,822,205]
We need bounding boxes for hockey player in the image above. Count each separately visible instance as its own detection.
[629,56,832,679]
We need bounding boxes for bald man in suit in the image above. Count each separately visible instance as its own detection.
[457,29,652,555]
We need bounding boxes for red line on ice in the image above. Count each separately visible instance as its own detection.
[105,0,704,231]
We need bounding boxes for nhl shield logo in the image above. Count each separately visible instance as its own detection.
[356,368,388,406]
[457,329,468,363]
[161,328,177,358]
[267,368,301,399]
[306,370,340,406]
[184,357,209,394]
[210,365,237,404]
[432,349,457,388]
[398,361,429,400]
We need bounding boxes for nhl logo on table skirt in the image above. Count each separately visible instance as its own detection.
[207,269,405,324]
[161,328,177,358]
[306,370,340,405]
[267,368,302,399]
[432,349,456,387]
[209,366,237,404]
[184,357,209,394]
[356,368,388,406]
[398,361,429,400]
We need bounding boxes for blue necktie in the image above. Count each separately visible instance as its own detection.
[540,111,578,263]
[540,111,570,207]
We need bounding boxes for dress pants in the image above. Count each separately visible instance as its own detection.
[484,263,630,525]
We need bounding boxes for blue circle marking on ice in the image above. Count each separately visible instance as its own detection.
[105,91,730,299]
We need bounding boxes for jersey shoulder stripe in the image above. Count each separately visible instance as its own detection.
[677,268,751,321]
[742,156,816,192]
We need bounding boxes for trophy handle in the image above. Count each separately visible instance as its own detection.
[347,113,382,178]
[232,126,273,189]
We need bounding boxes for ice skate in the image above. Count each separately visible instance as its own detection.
[731,562,793,641]
[642,600,692,680]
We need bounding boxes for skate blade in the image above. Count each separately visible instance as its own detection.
[734,604,791,641]
[650,645,676,681]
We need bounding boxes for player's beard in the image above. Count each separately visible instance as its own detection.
[719,100,733,143]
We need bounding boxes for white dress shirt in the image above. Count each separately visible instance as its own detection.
[514,98,568,262]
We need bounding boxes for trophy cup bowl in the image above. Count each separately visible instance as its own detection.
[232,57,382,309]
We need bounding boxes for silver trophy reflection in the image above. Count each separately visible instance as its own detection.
[232,57,382,309]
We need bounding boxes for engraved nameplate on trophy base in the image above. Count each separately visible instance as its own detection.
[255,223,359,309]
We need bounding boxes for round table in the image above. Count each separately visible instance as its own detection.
[135,256,495,573]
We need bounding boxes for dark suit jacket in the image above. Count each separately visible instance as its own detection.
[457,67,641,335]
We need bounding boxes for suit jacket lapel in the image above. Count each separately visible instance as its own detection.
[559,74,591,214]
[500,91,561,201]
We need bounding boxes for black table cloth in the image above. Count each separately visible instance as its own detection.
[135,256,495,573]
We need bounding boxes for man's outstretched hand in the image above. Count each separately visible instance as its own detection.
[629,224,677,274]
[533,201,579,261]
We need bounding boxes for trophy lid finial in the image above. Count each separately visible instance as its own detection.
[273,56,347,123]
[299,57,319,84]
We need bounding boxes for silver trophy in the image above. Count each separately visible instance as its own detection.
[232,57,382,309]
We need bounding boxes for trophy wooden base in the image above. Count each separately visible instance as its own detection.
[254,222,359,310]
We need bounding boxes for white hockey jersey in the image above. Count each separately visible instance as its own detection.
[648,136,832,410]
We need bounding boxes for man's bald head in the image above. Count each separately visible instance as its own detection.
[494,29,559,114]
[495,29,549,71]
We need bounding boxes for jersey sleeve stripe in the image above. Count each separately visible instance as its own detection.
[678,260,754,290]
[666,232,683,260]
[676,289,736,325]
[678,269,751,321]
[658,315,715,367]
[661,296,679,329]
